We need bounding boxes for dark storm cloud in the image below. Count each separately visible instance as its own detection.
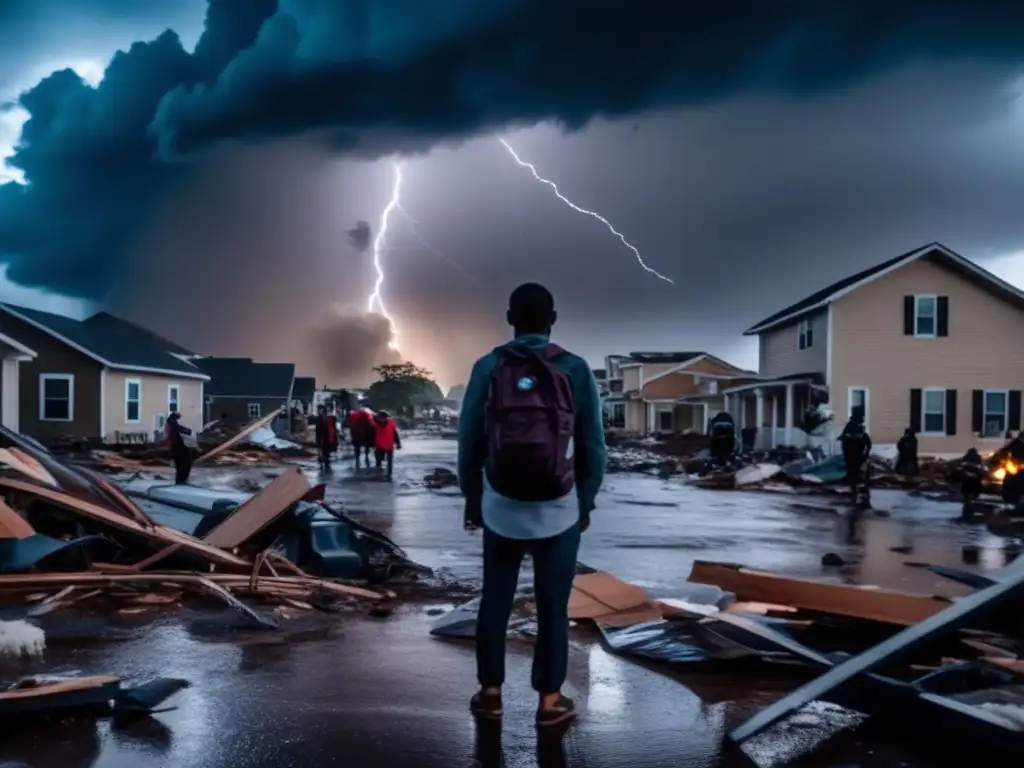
[5,0,1024,304]
[307,310,403,385]
[152,0,1024,158]
[347,220,371,253]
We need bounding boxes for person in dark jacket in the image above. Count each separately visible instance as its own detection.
[895,427,919,477]
[708,411,736,468]
[839,406,872,510]
[314,405,338,472]
[165,410,194,485]
[959,447,985,519]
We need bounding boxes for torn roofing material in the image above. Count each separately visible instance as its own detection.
[0,304,208,378]
[743,242,1024,336]
[194,357,295,398]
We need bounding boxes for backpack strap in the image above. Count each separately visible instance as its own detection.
[541,343,567,360]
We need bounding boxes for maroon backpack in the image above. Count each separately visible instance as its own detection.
[484,344,576,502]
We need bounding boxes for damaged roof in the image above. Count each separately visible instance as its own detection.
[744,242,1024,335]
[0,304,208,379]
[195,357,295,399]
[292,376,316,400]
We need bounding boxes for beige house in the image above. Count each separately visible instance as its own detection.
[0,304,208,443]
[739,242,1024,455]
[605,352,754,434]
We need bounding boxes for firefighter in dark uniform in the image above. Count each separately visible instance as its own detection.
[959,447,985,519]
[895,427,919,477]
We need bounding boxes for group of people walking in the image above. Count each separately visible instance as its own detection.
[314,405,402,479]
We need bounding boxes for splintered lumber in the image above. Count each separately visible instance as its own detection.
[196,409,283,464]
[689,561,951,626]
[729,563,1024,744]
[192,575,277,629]
[569,571,664,627]
[0,569,386,601]
[202,467,311,549]
[0,448,58,488]
[0,676,120,702]
[0,498,34,540]
[0,477,249,570]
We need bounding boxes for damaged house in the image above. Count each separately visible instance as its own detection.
[0,304,208,443]
[740,242,1024,454]
[606,352,754,434]
[195,357,295,427]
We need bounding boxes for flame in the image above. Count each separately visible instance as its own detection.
[992,460,1019,482]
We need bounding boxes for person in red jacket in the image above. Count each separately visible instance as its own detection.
[373,410,402,480]
[348,407,374,470]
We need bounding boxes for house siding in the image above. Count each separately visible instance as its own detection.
[830,256,1024,454]
[0,314,102,441]
[207,396,287,425]
[103,371,204,441]
[758,309,828,379]
[626,358,748,432]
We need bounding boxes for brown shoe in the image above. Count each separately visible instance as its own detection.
[536,694,576,727]
[470,690,502,720]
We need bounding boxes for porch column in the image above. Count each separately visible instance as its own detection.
[1,357,19,432]
[771,395,778,449]
[784,382,795,446]
[755,388,765,449]
[723,393,730,419]
[647,401,655,434]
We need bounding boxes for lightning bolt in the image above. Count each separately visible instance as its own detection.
[497,137,674,285]
[369,161,402,350]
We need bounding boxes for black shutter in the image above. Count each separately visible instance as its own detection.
[910,389,922,432]
[972,390,984,434]
[903,296,915,335]
[1010,390,1022,432]
[945,389,957,436]
[937,296,949,337]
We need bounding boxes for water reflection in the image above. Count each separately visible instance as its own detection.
[585,646,627,717]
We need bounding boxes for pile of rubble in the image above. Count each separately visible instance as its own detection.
[0,422,413,640]
[432,556,1024,762]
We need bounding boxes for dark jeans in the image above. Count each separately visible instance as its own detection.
[353,441,372,468]
[476,522,581,693]
[172,445,192,485]
[374,449,394,477]
[319,443,334,471]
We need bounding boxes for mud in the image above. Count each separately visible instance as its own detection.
[2,437,1006,767]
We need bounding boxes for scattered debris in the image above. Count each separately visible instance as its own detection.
[423,468,459,489]
[0,675,189,719]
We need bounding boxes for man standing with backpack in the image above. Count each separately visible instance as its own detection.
[458,282,606,727]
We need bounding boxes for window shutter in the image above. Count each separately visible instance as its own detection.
[1010,390,1022,432]
[971,390,984,434]
[945,389,957,436]
[937,296,949,337]
[903,296,915,335]
[910,389,922,432]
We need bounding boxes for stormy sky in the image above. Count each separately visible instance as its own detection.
[3,2,1024,389]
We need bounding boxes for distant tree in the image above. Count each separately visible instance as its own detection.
[368,363,442,415]
[447,383,467,402]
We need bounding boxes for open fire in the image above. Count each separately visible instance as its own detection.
[992,458,1020,482]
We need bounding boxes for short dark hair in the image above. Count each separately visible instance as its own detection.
[508,282,556,333]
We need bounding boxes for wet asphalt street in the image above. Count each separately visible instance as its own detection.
[2,437,1008,768]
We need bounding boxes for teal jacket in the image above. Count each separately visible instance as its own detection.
[457,333,607,515]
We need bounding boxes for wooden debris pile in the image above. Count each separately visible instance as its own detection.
[0,426,393,623]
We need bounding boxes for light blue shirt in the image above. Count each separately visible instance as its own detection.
[457,333,606,540]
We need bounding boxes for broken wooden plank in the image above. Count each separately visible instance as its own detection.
[26,585,75,617]
[202,467,311,549]
[690,560,951,626]
[196,409,283,464]
[0,498,34,540]
[729,562,1024,744]
[88,472,154,527]
[0,478,249,570]
[569,571,664,626]
[0,676,120,701]
[130,543,183,572]
[981,658,1024,677]
[0,448,58,487]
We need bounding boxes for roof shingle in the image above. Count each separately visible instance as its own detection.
[195,357,295,398]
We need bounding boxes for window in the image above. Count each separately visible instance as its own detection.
[155,414,166,430]
[922,388,946,434]
[708,380,719,395]
[611,403,625,428]
[247,403,261,419]
[848,387,869,426]
[610,380,623,393]
[983,390,1008,438]
[798,318,813,350]
[168,384,180,414]
[914,295,937,337]
[125,379,142,422]
[39,374,74,421]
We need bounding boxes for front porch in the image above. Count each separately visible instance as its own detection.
[723,375,833,452]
